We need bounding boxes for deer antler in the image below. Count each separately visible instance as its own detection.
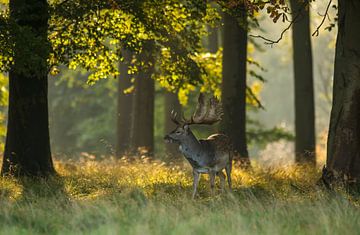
[170,110,180,125]
[170,93,223,126]
[184,93,223,125]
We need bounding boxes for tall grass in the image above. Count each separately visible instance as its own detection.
[0,156,359,235]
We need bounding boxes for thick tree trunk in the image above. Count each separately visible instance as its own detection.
[131,41,155,156]
[221,11,249,162]
[290,0,316,165]
[116,49,134,157]
[164,91,181,158]
[325,0,360,180]
[1,0,55,176]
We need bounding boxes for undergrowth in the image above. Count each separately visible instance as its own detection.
[0,156,359,235]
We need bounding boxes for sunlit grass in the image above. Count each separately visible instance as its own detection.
[0,155,359,235]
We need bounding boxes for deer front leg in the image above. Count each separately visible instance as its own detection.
[217,171,226,193]
[209,171,216,196]
[192,170,200,199]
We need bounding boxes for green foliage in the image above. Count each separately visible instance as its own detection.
[0,158,359,234]
[0,8,11,72]
[169,47,266,106]
[0,0,215,86]
[48,70,117,154]
[0,0,306,86]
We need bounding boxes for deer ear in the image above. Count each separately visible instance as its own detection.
[183,124,189,131]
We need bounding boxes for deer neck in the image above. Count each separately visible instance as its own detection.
[179,130,204,160]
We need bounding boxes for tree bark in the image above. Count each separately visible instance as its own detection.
[325,0,360,180]
[289,0,316,165]
[164,91,181,158]
[1,0,55,177]
[220,11,249,162]
[207,25,219,53]
[131,41,155,156]
[116,49,134,156]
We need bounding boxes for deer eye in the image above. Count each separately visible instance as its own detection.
[175,131,182,135]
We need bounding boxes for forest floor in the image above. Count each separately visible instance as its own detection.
[0,156,360,235]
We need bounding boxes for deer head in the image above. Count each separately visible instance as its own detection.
[164,93,223,143]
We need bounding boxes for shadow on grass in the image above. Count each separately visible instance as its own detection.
[18,175,70,204]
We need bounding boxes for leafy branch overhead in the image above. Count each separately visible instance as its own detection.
[0,0,216,85]
[1,0,271,96]
[0,0,337,84]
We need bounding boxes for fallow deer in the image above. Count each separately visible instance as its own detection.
[164,93,233,198]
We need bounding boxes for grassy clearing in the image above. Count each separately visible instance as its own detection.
[0,156,359,235]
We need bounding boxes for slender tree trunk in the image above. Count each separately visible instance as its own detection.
[324,0,360,180]
[131,41,155,156]
[164,91,181,158]
[290,0,316,165]
[207,25,219,53]
[1,0,55,177]
[116,49,134,157]
[221,10,249,163]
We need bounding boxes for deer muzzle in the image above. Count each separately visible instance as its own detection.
[164,135,175,143]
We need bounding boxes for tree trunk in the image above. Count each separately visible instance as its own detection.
[131,41,155,156]
[116,49,134,157]
[325,0,360,180]
[290,0,316,165]
[1,0,55,177]
[207,25,219,53]
[164,91,181,158]
[221,11,249,163]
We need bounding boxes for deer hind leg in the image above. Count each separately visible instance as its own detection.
[192,170,200,199]
[225,160,232,191]
[209,171,216,196]
[217,171,226,193]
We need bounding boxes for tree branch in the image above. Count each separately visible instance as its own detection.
[249,1,309,45]
[249,20,293,45]
[246,86,265,110]
[312,0,332,37]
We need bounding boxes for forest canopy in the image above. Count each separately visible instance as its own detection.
[0,0,212,85]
